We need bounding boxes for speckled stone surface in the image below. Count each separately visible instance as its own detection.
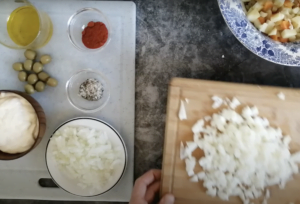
[2,0,300,203]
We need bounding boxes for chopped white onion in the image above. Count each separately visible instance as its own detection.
[180,96,300,204]
[229,97,241,109]
[190,175,198,182]
[179,100,187,120]
[51,126,123,194]
[212,96,223,109]
[277,92,285,100]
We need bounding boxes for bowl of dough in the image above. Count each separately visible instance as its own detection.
[0,91,46,160]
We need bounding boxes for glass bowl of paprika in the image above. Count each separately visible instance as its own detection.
[67,8,111,52]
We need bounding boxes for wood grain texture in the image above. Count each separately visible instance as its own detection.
[0,90,46,160]
[161,78,300,204]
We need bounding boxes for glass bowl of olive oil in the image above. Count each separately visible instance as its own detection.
[0,0,53,49]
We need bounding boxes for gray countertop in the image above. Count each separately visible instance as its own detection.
[3,0,300,203]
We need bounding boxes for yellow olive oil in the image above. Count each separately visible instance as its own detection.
[7,6,40,46]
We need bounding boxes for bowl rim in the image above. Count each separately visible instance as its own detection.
[66,69,111,113]
[67,7,111,52]
[0,90,46,160]
[45,117,128,197]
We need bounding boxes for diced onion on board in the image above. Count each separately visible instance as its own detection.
[180,97,300,204]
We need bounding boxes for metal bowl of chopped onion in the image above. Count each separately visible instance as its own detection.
[45,117,127,196]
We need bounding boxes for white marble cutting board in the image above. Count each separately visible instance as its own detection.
[0,0,136,201]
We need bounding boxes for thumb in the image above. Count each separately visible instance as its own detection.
[159,194,175,204]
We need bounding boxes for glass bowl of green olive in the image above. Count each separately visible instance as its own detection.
[66,69,110,113]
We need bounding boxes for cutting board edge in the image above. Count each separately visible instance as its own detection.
[160,84,181,197]
[170,77,300,92]
[161,77,300,204]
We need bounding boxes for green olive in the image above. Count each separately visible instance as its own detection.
[38,72,50,82]
[46,78,58,87]
[27,74,38,85]
[35,81,45,92]
[13,62,23,71]
[33,62,43,73]
[24,50,36,60]
[40,55,51,64]
[24,60,33,71]
[18,71,27,82]
[25,84,35,94]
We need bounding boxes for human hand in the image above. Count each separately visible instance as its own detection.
[129,169,175,204]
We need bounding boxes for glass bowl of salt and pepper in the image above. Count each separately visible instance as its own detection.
[66,69,110,113]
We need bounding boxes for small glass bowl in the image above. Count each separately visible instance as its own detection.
[66,69,110,113]
[0,0,53,49]
[67,8,111,52]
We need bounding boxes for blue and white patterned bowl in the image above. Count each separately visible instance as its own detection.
[218,0,300,66]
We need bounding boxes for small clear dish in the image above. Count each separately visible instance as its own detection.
[66,69,110,113]
[67,8,111,52]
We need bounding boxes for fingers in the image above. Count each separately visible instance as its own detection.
[137,169,161,186]
[129,197,147,204]
[159,194,175,204]
[132,169,161,198]
[144,181,161,203]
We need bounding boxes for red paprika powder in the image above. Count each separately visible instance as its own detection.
[82,21,108,49]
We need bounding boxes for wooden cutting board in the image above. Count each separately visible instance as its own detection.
[161,78,300,204]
